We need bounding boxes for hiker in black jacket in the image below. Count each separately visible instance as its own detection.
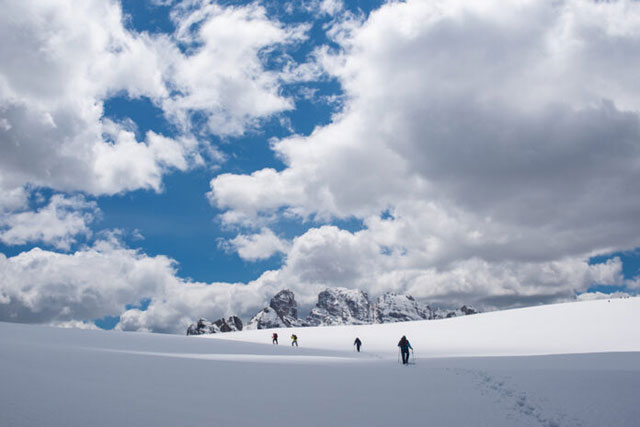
[397,335,413,364]
[354,337,362,352]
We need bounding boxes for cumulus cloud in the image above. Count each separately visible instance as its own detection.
[0,194,98,250]
[0,227,625,334]
[0,0,189,197]
[246,225,625,309]
[223,228,290,261]
[0,0,308,200]
[0,239,175,325]
[50,320,101,330]
[166,1,307,136]
[0,237,280,334]
[208,0,640,307]
[2,0,639,333]
[576,291,632,302]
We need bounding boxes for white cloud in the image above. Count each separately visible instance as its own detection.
[246,225,625,309]
[625,277,640,290]
[0,240,173,325]
[576,291,632,302]
[208,0,640,307]
[0,228,624,334]
[224,228,290,261]
[49,320,101,330]
[2,0,638,333]
[0,0,192,198]
[0,238,279,333]
[0,0,308,200]
[0,194,98,250]
[165,1,307,136]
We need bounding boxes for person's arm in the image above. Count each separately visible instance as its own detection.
[408,342,413,350]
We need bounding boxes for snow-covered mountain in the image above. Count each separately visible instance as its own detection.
[306,288,373,326]
[186,316,243,335]
[186,288,478,333]
[246,289,301,329]
[373,292,436,322]
[303,288,478,326]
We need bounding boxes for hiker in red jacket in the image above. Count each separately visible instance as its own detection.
[272,332,278,345]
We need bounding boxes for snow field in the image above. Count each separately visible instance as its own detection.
[207,297,640,357]
[1,297,639,426]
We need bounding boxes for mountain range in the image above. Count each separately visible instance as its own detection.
[187,288,477,334]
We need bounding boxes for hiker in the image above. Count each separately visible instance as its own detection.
[291,334,298,347]
[354,337,362,352]
[272,332,278,345]
[397,335,413,364]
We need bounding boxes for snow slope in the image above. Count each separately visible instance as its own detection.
[1,298,639,427]
[210,297,640,357]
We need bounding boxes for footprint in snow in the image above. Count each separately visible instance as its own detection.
[462,369,582,427]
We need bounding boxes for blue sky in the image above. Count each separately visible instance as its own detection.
[1,0,639,333]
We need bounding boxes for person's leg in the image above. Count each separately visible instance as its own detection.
[402,350,409,364]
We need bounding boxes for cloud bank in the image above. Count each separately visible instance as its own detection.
[208,0,640,312]
[2,0,640,333]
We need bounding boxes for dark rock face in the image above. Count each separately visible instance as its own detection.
[306,288,372,326]
[459,305,478,315]
[215,315,243,332]
[270,289,297,320]
[436,305,480,319]
[186,316,243,335]
[247,289,301,329]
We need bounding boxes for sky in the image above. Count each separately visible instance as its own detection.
[1,0,639,334]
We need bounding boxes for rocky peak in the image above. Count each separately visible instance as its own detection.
[373,292,436,323]
[306,288,372,326]
[246,289,301,329]
[459,305,478,315]
[186,315,243,335]
[270,289,297,320]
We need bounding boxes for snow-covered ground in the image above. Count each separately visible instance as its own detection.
[2,298,639,427]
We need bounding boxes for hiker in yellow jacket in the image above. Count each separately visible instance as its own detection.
[291,334,298,347]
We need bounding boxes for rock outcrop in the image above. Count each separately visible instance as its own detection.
[187,289,479,334]
[186,316,243,335]
[306,288,373,326]
[246,289,301,329]
[439,305,479,318]
[373,292,436,323]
